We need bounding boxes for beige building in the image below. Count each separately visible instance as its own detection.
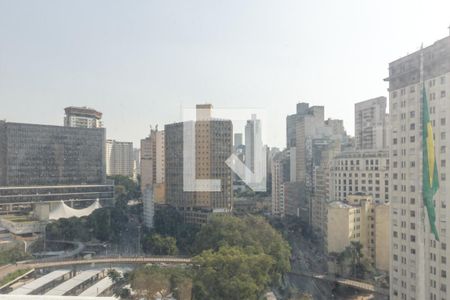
[326,194,389,272]
[165,104,233,224]
[140,126,165,203]
[375,203,390,271]
[388,35,450,300]
[105,140,134,177]
[329,149,389,204]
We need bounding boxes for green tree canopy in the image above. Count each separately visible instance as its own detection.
[193,246,274,300]
[193,215,291,285]
[143,233,178,255]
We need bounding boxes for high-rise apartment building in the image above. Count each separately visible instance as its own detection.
[388,35,450,300]
[355,97,388,150]
[105,140,134,177]
[64,106,103,128]
[165,104,233,224]
[140,126,165,202]
[0,121,113,213]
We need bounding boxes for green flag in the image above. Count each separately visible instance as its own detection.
[422,84,440,241]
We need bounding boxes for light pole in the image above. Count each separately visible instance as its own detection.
[137,225,141,256]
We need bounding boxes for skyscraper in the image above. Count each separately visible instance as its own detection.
[105,140,134,177]
[388,35,450,300]
[64,106,103,128]
[354,97,388,150]
[165,104,233,224]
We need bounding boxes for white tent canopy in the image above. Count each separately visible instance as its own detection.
[49,200,102,220]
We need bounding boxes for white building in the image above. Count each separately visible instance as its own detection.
[105,140,134,177]
[388,35,450,300]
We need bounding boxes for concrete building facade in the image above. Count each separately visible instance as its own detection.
[388,35,450,300]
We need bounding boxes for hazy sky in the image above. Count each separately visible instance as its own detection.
[1,0,449,148]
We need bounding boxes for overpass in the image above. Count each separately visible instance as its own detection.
[289,272,389,297]
[0,256,192,283]
[23,256,192,269]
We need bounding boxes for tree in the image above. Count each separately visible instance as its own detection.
[335,241,371,278]
[193,246,274,300]
[143,233,178,255]
[193,215,291,285]
[108,175,141,200]
[153,205,200,254]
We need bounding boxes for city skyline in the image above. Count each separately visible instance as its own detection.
[1,0,450,148]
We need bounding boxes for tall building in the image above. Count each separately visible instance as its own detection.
[388,35,450,300]
[245,114,263,176]
[64,106,102,128]
[105,140,134,177]
[140,126,165,202]
[165,104,233,224]
[0,121,113,213]
[354,97,388,150]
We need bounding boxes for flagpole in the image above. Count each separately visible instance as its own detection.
[417,43,426,300]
